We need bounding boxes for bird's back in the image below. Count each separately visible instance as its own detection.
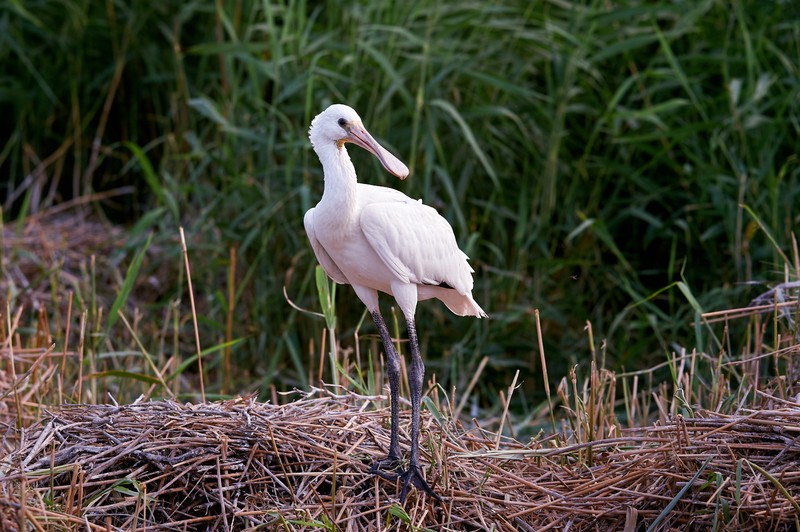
[357,184,476,297]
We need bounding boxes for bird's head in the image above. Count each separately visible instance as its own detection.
[309,104,409,179]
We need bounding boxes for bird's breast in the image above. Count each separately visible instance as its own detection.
[317,229,393,292]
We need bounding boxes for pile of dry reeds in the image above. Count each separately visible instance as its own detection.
[2,387,799,530]
[1,210,124,307]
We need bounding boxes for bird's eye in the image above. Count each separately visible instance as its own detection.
[337,118,347,128]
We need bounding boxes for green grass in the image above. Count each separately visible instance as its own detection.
[1,0,799,414]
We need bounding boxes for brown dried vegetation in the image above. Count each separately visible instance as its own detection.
[2,214,800,530]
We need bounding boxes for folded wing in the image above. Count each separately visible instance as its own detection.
[359,199,475,295]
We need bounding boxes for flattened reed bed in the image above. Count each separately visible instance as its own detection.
[2,389,800,530]
[2,211,124,303]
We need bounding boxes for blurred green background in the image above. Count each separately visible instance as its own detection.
[2,1,798,412]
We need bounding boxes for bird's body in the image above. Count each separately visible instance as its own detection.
[304,104,485,502]
[305,182,484,317]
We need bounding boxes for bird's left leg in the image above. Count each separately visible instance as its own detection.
[390,283,441,502]
[398,317,441,502]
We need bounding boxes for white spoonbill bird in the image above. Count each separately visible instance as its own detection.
[304,104,486,502]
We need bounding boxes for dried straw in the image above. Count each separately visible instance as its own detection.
[2,388,799,530]
[1,211,124,307]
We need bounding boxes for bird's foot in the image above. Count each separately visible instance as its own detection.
[368,455,403,481]
[398,464,442,503]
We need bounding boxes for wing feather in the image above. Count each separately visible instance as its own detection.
[359,200,474,294]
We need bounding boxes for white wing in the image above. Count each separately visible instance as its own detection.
[304,207,349,284]
[359,196,475,295]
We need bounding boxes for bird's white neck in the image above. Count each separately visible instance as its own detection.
[315,142,359,222]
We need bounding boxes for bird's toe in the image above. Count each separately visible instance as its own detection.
[369,455,402,481]
[398,465,441,503]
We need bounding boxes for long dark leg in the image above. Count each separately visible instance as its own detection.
[368,310,402,478]
[398,318,441,502]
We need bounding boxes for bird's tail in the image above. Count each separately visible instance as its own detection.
[440,291,488,318]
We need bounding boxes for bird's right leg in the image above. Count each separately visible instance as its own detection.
[367,309,403,479]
